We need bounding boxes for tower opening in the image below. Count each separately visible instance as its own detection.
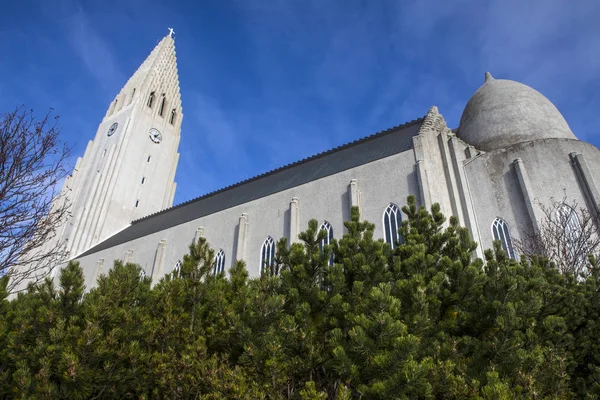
[129,88,136,105]
[147,91,155,108]
[158,94,166,117]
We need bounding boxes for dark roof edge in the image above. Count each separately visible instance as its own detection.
[131,117,424,225]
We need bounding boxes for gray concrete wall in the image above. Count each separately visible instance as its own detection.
[465,138,600,254]
[75,149,423,288]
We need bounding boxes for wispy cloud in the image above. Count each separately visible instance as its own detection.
[231,0,600,135]
[65,6,124,93]
[168,0,600,205]
[4,0,599,207]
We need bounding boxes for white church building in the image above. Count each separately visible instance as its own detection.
[32,32,600,289]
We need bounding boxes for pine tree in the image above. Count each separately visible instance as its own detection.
[1,196,600,398]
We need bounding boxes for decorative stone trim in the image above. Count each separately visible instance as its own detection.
[570,152,600,224]
[418,106,450,135]
[349,179,363,219]
[290,197,300,244]
[235,213,248,261]
[194,226,205,243]
[512,158,540,232]
[151,239,167,281]
[123,249,134,263]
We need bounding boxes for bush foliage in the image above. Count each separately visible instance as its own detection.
[1,196,599,398]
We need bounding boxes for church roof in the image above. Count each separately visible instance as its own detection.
[78,117,423,257]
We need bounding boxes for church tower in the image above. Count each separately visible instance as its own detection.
[58,31,183,259]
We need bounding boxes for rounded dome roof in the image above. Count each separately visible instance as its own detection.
[457,73,576,151]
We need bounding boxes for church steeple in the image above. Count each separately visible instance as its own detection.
[54,30,184,259]
[104,30,183,127]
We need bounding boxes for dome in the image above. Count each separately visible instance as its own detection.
[457,72,576,151]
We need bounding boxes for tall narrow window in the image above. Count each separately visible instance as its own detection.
[383,203,403,249]
[158,94,166,116]
[102,149,107,157]
[141,176,145,184]
[147,91,155,108]
[260,236,276,275]
[147,155,151,163]
[173,259,182,277]
[129,88,136,105]
[319,221,334,266]
[491,217,516,259]
[214,249,226,275]
[135,199,139,208]
[169,108,176,125]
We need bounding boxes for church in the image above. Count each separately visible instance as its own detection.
[31,32,600,290]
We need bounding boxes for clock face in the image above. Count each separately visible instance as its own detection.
[107,122,118,136]
[149,128,162,144]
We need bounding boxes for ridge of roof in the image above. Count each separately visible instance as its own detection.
[132,116,424,224]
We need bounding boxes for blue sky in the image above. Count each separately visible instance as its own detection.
[1,0,599,206]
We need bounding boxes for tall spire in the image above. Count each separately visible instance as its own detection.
[104,30,182,122]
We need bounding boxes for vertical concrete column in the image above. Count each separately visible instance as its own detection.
[194,226,205,243]
[448,137,484,259]
[88,258,105,289]
[290,197,300,244]
[123,249,134,264]
[570,152,600,222]
[235,213,249,261]
[412,136,431,210]
[151,239,167,281]
[513,158,540,232]
[349,179,363,219]
[438,133,462,221]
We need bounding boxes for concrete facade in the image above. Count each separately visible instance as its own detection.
[53,35,183,264]
[23,34,600,290]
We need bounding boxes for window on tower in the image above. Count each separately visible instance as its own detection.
[129,88,136,105]
[141,176,146,184]
[158,94,166,117]
[135,199,140,208]
[169,108,176,125]
[147,155,151,163]
[147,91,155,108]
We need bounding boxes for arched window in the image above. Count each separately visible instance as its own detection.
[158,94,166,117]
[319,221,334,266]
[147,91,155,108]
[491,217,516,259]
[260,236,276,274]
[172,259,182,277]
[383,203,402,249]
[214,249,226,275]
[558,204,582,258]
[169,108,177,125]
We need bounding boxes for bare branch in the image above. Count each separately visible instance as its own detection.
[0,106,73,294]
[514,196,600,276]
